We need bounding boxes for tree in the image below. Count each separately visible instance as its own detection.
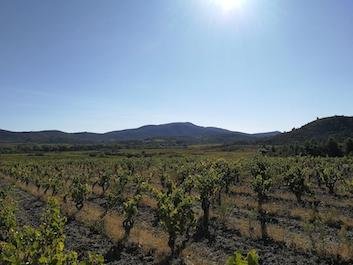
[307,163,324,188]
[105,172,129,214]
[176,164,191,185]
[195,166,220,236]
[153,186,196,259]
[284,165,310,205]
[92,169,111,196]
[345,138,353,155]
[304,140,320,156]
[159,173,173,194]
[250,158,272,239]
[213,159,240,205]
[326,138,342,157]
[43,177,62,196]
[122,194,141,242]
[71,177,91,210]
[322,165,341,195]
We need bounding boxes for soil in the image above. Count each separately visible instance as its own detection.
[9,183,156,265]
[4,178,353,265]
[198,218,349,265]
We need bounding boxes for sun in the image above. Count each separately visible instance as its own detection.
[212,0,245,13]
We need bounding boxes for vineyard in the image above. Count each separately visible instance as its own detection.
[1,150,353,265]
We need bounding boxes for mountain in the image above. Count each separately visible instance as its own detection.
[0,129,100,144]
[3,116,352,146]
[270,116,353,144]
[252,131,283,138]
[0,122,280,144]
[105,122,239,141]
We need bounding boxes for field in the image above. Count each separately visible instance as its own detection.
[1,146,353,265]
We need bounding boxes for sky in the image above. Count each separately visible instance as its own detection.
[1,0,353,133]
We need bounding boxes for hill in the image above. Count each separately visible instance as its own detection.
[103,122,235,141]
[0,122,280,144]
[270,116,353,144]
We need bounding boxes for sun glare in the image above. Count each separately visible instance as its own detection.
[212,0,245,13]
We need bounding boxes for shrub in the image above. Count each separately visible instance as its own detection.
[71,177,91,210]
[0,198,104,265]
[153,186,196,259]
[322,166,341,195]
[284,165,310,205]
[250,158,272,239]
[195,165,220,235]
[226,249,259,265]
[122,194,141,241]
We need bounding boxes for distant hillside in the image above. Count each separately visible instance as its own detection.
[0,122,280,144]
[2,116,352,146]
[104,122,234,141]
[252,131,282,138]
[270,116,353,144]
[0,129,104,144]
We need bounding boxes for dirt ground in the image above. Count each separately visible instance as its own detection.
[8,179,351,265]
[10,182,156,265]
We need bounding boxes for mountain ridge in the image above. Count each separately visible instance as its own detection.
[3,116,352,145]
[269,115,353,144]
[0,122,280,144]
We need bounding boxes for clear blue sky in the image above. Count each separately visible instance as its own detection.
[1,0,353,133]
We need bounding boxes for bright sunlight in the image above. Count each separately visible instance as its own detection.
[211,0,245,13]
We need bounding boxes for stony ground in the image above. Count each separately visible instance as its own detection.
[4,177,352,265]
[10,182,156,265]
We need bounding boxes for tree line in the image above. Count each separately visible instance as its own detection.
[266,137,353,157]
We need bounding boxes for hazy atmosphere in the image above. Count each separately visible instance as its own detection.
[1,0,353,133]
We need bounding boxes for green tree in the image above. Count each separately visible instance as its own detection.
[326,138,342,157]
[322,165,341,195]
[92,169,111,196]
[71,177,91,210]
[250,158,272,239]
[195,166,220,236]
[105,172,129,214]
[345,138,353,155]
[122,194,142,241]
[153,186,196,259]
[284,165,310,205]
[213,159,240,205]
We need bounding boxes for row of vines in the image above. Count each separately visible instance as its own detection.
[1,155,353,264]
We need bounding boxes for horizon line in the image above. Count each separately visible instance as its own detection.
[1,121,282,135]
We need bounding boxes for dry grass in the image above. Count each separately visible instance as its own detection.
[340,215,353,229]
[103,212,124,239]
[225,214,353,261]
[141,194,158,208]
[232,194,257,210]
[5,174,353,263]
[290,207,313,221]
[75,202,105,223]
[10,177,170,257]
[183,245,224,265]
[92,185,104,196]
[231,185,253,196]
[131,223,169,254]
